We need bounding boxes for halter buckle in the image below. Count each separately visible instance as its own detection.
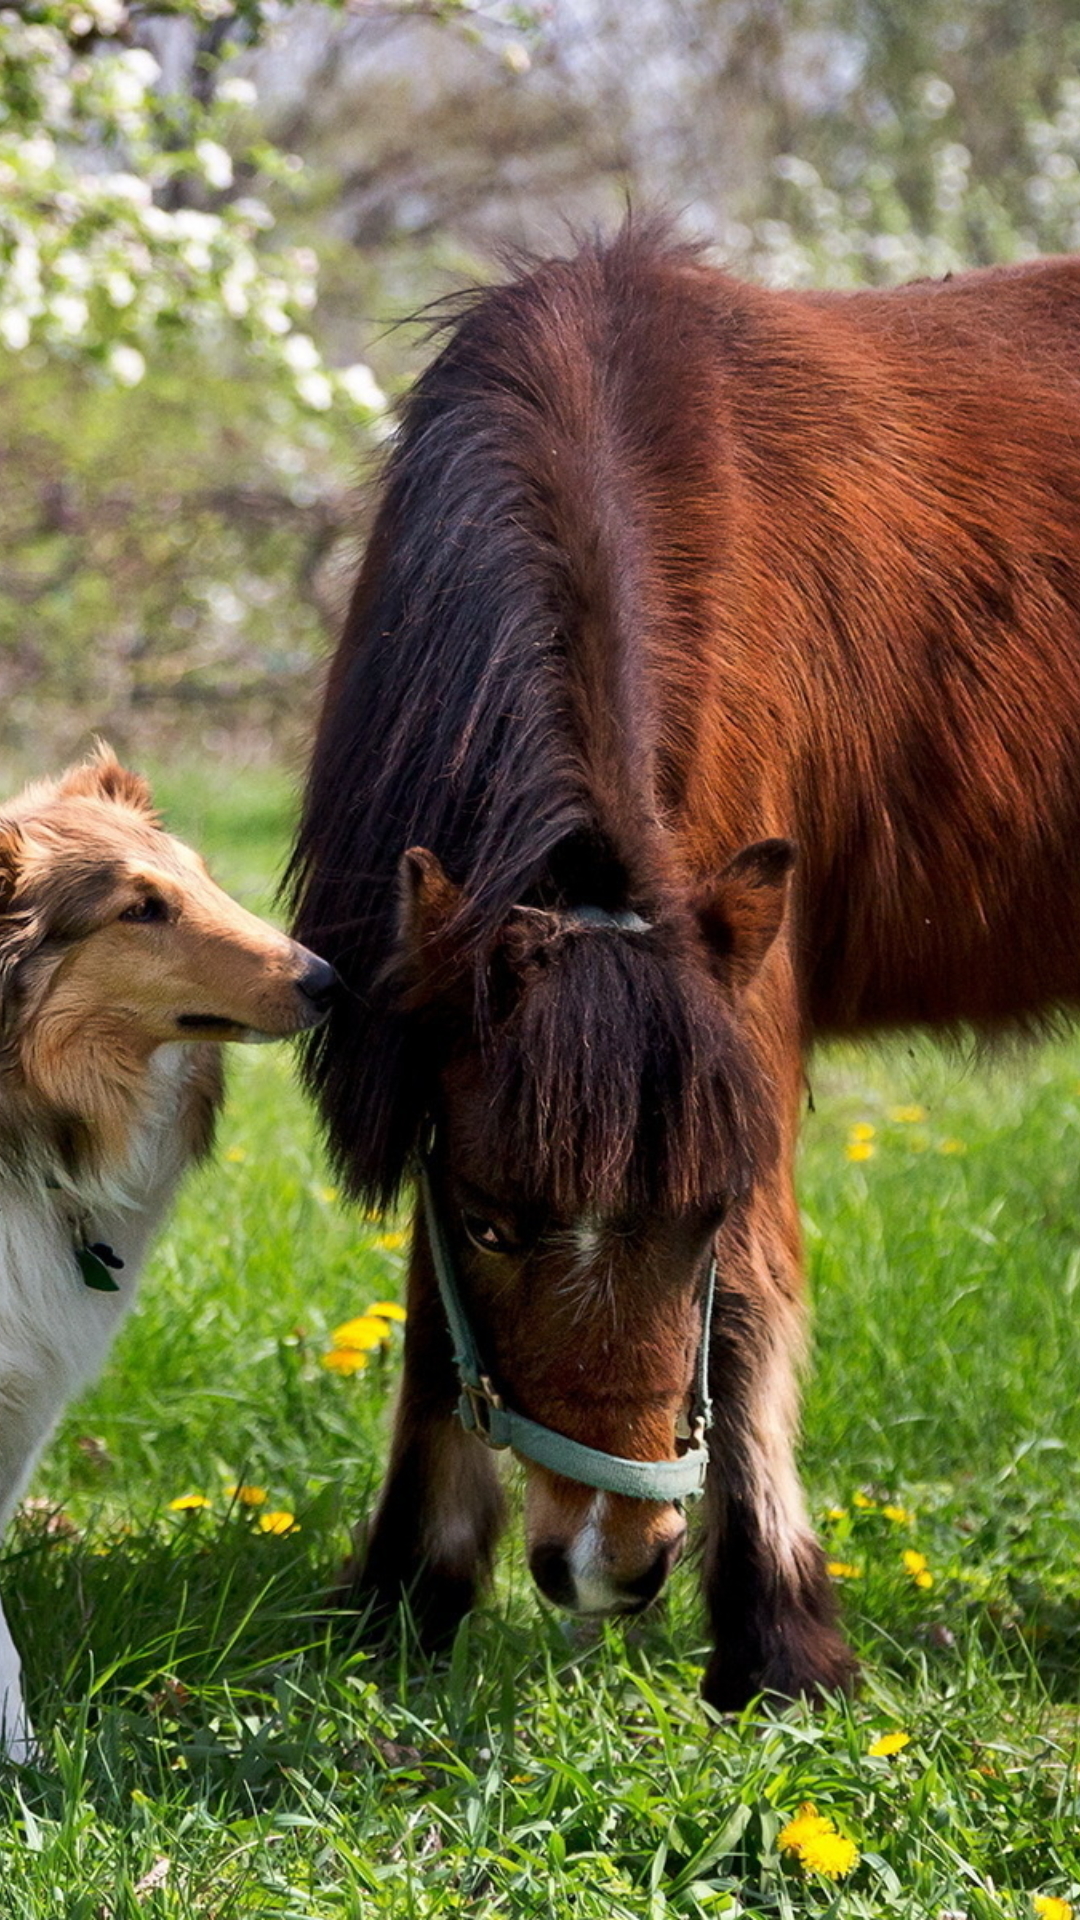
[458,1374,509,1447]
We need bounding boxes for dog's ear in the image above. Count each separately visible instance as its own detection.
[57,743,156,818]
[0,822,23,916]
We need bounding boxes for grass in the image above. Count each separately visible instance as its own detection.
[3,759,1080,1914]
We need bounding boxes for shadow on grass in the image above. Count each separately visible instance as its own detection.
[0,1495,707,1820]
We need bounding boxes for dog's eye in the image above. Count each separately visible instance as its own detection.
[462,1213,519,1256]
[119,895,168,924]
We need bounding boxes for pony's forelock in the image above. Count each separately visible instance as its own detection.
[471,925,770,1219]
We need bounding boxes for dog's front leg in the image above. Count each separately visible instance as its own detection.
[335,1213,506,1646]
[0,1598,34,1764]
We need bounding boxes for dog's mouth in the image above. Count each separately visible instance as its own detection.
[175,1013,245,1034]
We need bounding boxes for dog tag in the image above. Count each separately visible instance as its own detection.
[76,1243,123,1292]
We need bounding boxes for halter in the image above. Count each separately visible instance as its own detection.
[419,1152,716,1504]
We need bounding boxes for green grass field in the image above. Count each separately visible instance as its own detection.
[3,761,1080,1917]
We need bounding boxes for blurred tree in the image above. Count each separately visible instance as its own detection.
[5,0,1080,748]
[0,0,390,748]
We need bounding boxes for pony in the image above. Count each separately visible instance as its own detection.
[0,746,336,1759]
[290,221,1080,1710]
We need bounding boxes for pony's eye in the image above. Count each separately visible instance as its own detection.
[119,894,168,924]
[462,1213,518,1256]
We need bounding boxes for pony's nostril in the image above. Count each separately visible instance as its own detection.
[297,953,339,1013]
[529,1541,577,1611]
[623,1523,688,1608]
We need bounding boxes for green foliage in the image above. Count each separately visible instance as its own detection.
[0,352,356,738]
[737,4,1080,285]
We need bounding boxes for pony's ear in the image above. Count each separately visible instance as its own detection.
[693,838,796,989]
[396,846,467,1006]
[57,744,156,817]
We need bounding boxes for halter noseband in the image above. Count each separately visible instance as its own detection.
[419,1151,715,1504]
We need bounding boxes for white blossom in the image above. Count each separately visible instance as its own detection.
[108,342,146,386]
[195,140,234,192]
[295,370,333,411]
[338,362,387,414]
[0,309,31,352]
[50,292,89,337]
[217,77,258,108]
[281,331,321,372]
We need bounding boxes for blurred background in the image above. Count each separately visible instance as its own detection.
[4,0,1080,774]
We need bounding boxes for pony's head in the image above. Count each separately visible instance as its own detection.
[398,835,795,1615]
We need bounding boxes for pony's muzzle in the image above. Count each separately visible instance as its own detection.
[527,1495,688,1617]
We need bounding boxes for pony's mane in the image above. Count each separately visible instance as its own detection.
[289,222,718,1210]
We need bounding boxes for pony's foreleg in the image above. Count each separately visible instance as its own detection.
[699,1216,857,1711]
[335,1219,506,1645]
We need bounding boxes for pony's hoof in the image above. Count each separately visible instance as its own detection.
[329,1552,478,1654]
[701,1630,859,1715]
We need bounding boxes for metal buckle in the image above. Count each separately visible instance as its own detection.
[674,1408,707,1452]
[459,1375,508,1448]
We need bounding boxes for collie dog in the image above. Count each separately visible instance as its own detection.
[0,747,335,1760]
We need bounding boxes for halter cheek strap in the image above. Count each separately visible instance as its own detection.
[418,1156,715,1503]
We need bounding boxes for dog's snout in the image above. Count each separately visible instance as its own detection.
[295,951,339,1015]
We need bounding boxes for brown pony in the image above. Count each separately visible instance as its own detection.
[290,222,1080,1710]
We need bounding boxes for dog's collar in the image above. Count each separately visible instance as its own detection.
[75,1242,124,1292]
[44,1178,125,1292]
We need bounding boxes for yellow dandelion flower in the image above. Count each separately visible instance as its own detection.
[888,1105,927,1123]
[797,1830,859,1879]
[848,1122,876,1141]
[852,1490,876,1510]
[224,1483,267,1507]
[846,1141,875,1162]
[882,1504,914,1524]
[826,1506,848,1521]
[168,1494,211,1512]
[1033,1897,1073,1920]
[224,1145,247,1163]
[257,1510,298,1535]
[914,1569,934,1589]
[938,1138,966,1155]
[317,1186,338,1204]
[320,1346,368,1375]
[330,1315,392,1351]
[778,1806,833,1854]
[366,1301,407,1322]
[826,1561,861,1579]
[901,1549,928,1575]
[375,1230,408,1252]
[868,1730,911,1757]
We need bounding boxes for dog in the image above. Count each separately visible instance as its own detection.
[0,746,335,1761]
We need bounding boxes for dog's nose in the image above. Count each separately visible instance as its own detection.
[296,952,339,1014]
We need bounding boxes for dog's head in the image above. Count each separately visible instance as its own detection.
[0,745,337,1074]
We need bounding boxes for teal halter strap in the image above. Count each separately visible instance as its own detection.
[419,1154,715,1503]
